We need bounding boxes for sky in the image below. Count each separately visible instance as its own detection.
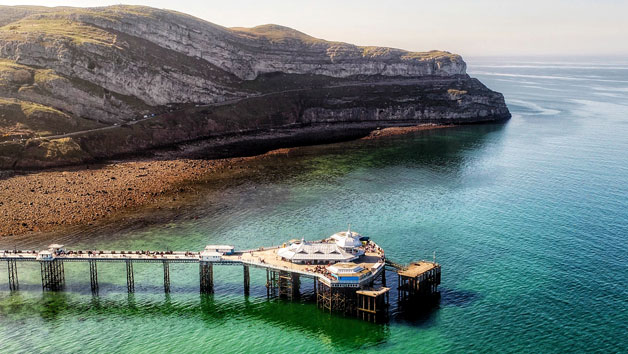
[1,0,627,57]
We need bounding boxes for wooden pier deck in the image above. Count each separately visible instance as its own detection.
[396,261,441,301]
[398,261,439,278]
[1,250,203,263]
[226,248,386,285]
[1,241,385,291]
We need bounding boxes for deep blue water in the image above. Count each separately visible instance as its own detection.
[1,58,627,353]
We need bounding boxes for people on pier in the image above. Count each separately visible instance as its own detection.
[303,265,335,280]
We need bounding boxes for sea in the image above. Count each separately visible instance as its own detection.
[1,57,627,353]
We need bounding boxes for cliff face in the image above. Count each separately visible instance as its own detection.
[0,5,509,169]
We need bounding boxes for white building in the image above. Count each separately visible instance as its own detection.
[48,244,64,253]
[37,250,54,260]
[277,240,358,264]
[327,262,364,274]
[200,251,222,262]
[276,228,369,265]
[204,245,235,255]
[329,228,365,257]
[326,262,368,283]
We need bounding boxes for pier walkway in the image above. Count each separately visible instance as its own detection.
[2,235,440,322]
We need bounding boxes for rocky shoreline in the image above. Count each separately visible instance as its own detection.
[0,123,458,238]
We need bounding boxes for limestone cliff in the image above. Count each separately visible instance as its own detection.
[0,5,510,169]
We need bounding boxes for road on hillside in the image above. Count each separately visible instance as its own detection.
[30,77,459,141]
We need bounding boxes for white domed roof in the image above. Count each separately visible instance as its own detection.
[330,229,363,248]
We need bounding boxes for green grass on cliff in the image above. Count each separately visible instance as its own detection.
[233,25,458,62]
[0,60,68,89]
[362,47,456,61]
[231,24,329,45]
[0,6,55,27]
[0,135,89,168]
[0,18,117,46]
[0,59,33,87]
[0,59,28,71]
[33,69,63,84]
[400,50,459,60]
[0,97,103,139]
[0,97,71,137]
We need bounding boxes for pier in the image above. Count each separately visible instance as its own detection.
[1,229,440,322]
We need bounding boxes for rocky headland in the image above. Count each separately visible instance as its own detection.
[0,5,509,169]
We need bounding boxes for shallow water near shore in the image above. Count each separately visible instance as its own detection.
[1,58,628,353]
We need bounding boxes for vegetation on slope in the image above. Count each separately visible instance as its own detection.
[0,97,103,140]
[1,17,117,46]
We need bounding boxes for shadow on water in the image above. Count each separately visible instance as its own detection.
[438,287,483,308]
[392,295,441,326]
[389,287,482,327]
[0,290,390,350]
[205,295,390,347]
[342,123,507,170]
[40,292,78,321]
[384,265,482,327]
[1,261,481,347]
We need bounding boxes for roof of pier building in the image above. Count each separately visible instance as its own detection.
[277,241,357,263]
[330,230,363,248]
[327,262,364,274]
[204,245,234,252]
[36,250,54,260]
[200,251,223,261]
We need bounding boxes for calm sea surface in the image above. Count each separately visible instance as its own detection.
[1,58,627,353]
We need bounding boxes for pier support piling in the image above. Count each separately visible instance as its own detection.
[243,265,250,295]
[40,260,65,291]
[382,268,386,287]
[317,282,334,313]
[357,288,390,322]
[89,260,98,294]
[266,269,270,297]
[292,273,300,299]
[126,260,134,293]
[163,261,170,293]
[335,288,350,314]
[316,282,359,315]
[398,274,402,302]
[7,259,18,291]
[278,271,299,300]
[199,262,213,294]
[266,270,278,297]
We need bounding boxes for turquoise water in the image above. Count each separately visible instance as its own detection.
[1,58,627,353]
